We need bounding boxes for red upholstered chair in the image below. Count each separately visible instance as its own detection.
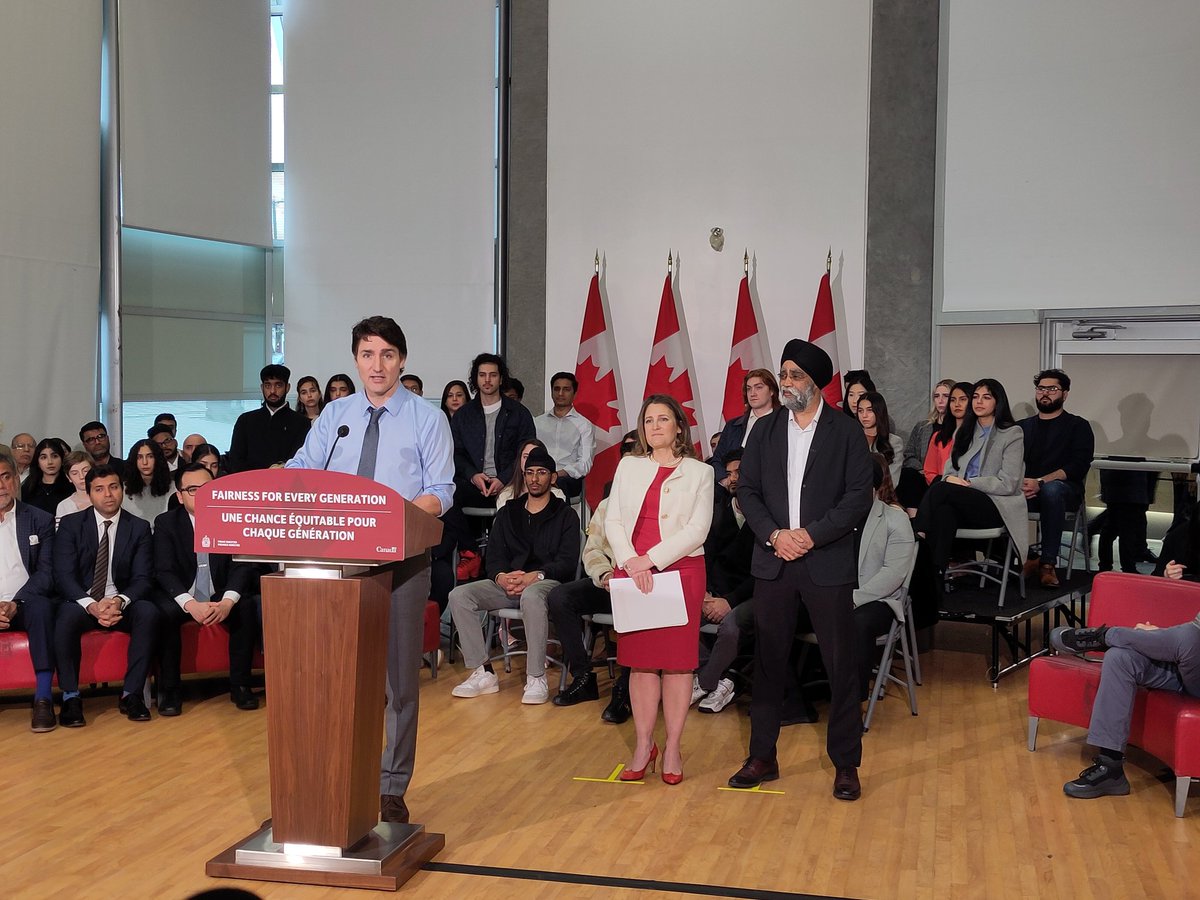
[1028,571,1200,816]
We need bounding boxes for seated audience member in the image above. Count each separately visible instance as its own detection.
[21,438,73,516]
[852,454,916,701]
[10,434,35,485]
[709,433,721,454]
[912,379,1027,597]
[503,378,525,402]
[148,423,181,471]
[448,447,580,705]
[1018,368,1095,587]
[400,374,423,396]
[294,375,324,422]
[692,448,757,714]
[549,429,638,712]
[496,439,567,509]
[0,450,58,731]
[79,421,125,476]
[440,380,469,418]
[843,370,876,419]
[153,413,178,437]
[1049,514,1200,798]
[228,365,311,472]
[53,464,161,725]
[152,464,267,715]
[122,438,173,528]
[855,391,904,489]
[56,451,93,523]
[190,443,224,479]
[710,369,781,483]
[1097,470,1158,573]
[323,372,356,404]
[898,379,955,513]
[534,371,595,498]
[923,382,973,486]
[179,434,208,464]
[450,353,536,509]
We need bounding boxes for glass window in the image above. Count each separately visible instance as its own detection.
[271,94,285,166]
[121,400,263,460]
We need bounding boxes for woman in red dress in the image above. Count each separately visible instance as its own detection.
[605,394,713,784]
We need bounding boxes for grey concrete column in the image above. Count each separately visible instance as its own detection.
[505,0,549,414]
[863,1,940,435]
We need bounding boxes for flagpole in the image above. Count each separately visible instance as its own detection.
[827,247,832,274]
[668,249,673,274]
[743,249,749,276]
[594,250,599,275]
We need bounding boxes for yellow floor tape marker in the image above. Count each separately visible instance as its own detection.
[573,763,643,784]
[717,783,785,795]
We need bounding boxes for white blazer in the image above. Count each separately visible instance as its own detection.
[605,455,714,571]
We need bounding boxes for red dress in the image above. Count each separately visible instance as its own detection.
[614,466,706,669]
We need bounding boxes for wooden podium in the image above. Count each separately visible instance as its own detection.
[196,470,446,891]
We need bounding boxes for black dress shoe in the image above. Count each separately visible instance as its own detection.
[833,766,861,801]
[31,698,57,733]
[59,697,86,728]
[119,694,152,722]
[727,756,780,788]
[380,794,409,824]
[231,685,260,710]
[157,688,182,717]
[553,671,599,706]
[601,677,632,724]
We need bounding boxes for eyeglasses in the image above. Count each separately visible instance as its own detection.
[179,485,204,496]
[11,443,34,451]
[778,369,810,383]
[82,434,107,444]
[1035,386,1063,395]
[154,437,177,446]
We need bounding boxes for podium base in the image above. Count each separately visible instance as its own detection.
[206,820,445,892]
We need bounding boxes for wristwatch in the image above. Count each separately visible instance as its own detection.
[535,571,545,581]
[1036,478,1044,487]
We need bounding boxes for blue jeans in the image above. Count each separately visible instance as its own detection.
[1028,480,1082,566]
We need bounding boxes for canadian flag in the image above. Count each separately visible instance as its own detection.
[574,272,626,512]
[808,266,844,408]
[643,269,704,456]
[720,272,772,426]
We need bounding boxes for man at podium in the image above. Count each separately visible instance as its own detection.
[286,316,454,825]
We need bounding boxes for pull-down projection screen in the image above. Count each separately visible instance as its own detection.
[939,0,1200,313]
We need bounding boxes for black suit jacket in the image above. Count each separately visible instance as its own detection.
[704,489,756,605]
[12,501,55,602]
[450,396,536,484]
[738,401,874,586]
[152,505,263,600]
[54,508,154,604]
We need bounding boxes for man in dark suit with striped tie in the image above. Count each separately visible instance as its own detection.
[0,450,57,731]
[53,464,160,726]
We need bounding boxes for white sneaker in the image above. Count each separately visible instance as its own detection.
[698,677,736,714]
[522,674,549,705]
[452,666,499,698]
[690,675,707,706]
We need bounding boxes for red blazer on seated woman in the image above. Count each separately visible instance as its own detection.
[605,394,713,785]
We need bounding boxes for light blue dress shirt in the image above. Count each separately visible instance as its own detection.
[285,388,455,515]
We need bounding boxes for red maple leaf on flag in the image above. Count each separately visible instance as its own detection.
[574,357,623,433]
[644,357,699,426]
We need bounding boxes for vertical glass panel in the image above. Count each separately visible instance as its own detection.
[122,399,262,459]
[122,316,266,397]
[122,228,267,316]
[270,15,284,86]
[271,171,285,241]
[271,94,285,165]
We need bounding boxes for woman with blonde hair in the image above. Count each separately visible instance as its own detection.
[606,394,713,785]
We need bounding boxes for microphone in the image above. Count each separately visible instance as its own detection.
[322,425,351,470]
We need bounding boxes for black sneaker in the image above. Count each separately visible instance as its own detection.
[1063,755,1130,799]
[1050,625,1110,656]
[552,671,599,706]
[601,677,632,724]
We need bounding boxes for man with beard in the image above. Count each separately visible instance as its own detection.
[727,339,873,800]
[227,364,310,472]
[1018,369,1094,588]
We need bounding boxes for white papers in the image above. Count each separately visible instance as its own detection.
[609,570,688,633]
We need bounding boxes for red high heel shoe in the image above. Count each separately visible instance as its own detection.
[619,743,659,781]
[661,768,684,786]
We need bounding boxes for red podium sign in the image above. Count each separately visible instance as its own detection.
[193,469,409,562]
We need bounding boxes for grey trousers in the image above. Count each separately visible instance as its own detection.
[448,578,559,676]
[381,553,431,797]
[696,600,755,693]
[1088,622,1200,753]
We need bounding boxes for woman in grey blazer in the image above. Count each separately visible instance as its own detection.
[912,378,1027,587]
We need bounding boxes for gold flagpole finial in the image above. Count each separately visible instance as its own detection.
[743,249,749,275]
[594,250,600,274]
[668,250,673,273]
[826,247,832,273]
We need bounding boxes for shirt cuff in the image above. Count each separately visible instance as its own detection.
[222,591,240,605]
[118,594,130,610]
[174,593,192,612]
[76,597,94,610]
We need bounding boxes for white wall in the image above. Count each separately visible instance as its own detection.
[283,1,496,395]
[939,0,1200,313]
[545,1,872,434]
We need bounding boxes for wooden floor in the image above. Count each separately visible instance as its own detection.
[2,621,1196,900]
